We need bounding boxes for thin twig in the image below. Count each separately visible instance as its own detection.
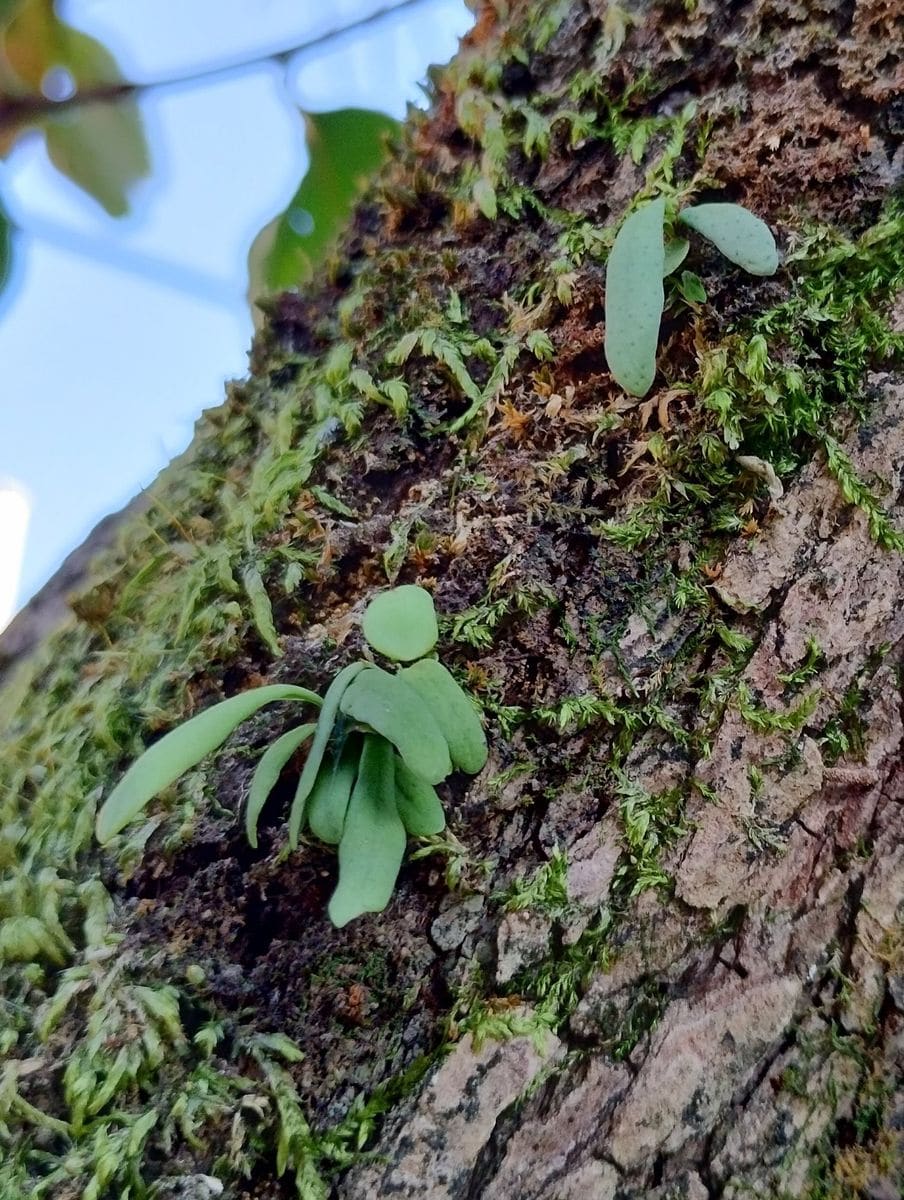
[0,0,437,130]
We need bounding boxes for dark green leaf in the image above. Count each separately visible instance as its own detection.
[248,107,398,303]
[393,758,445,836]
[246,723,316,848]
[678,203,778,276]
[339,666,451,784]
[362,585,438,662]
[96,685,322,843]
[0,203,12,297]
[400,658,487,774]
[677,269,707,304]
[306,734,360,845]
[329,735,406,927]
[604,197,665,397]
[287,661,370,849]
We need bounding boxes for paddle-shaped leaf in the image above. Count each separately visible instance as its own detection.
[96,685,322,844]
[340,666,451,784]
[394,758,446,836]
[678,203,778,276]
[329,735,406,927]
[362,585,438,662]
[307,734,360,845]
[400,658,488,774]
[245,723,316,848]
[604,197,665,397]
[288,661,370,849]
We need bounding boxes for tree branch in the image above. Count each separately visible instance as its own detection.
[0,0,439,130]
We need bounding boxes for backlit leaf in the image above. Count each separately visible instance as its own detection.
[248,107,398,306]
[362,584,438,662]
[678,203,778,276]
[400,658,487,774]
[604,197,665,397]
[339,666,451,784]
[328,735,406,927]
[245,722,316,848]
[3,0,149,214]
[96,685,322,843]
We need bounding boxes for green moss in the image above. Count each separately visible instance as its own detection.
[499,847,571,916]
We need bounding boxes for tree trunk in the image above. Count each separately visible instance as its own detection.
[3,2,904,1198]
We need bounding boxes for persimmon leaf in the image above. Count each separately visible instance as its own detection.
[3,0,149,214]
[248,107,398,308]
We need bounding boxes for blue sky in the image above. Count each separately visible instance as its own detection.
[0,0,470,613]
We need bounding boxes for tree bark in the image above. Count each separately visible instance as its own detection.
[3,2,904,1199]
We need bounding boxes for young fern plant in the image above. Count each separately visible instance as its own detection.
[604,198,779,397]
[95,585,488,927]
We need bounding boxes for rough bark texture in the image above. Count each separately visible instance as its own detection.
[2,2,904,1199]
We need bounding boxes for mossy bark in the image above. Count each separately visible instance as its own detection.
[2,2,904,1198]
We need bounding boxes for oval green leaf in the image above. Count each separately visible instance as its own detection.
[245,722,316,848]
[663,237,689,276]
[307,734,361,845]
[400,658,488,774]
[678,203,778,276]
[247,107,399,321]
[362,585,438,662]
[340,666,451,784]
[328,735,406,927]
[96,684,322,844]
[288,661,370,849]
[604,197,666,397]
[394,758,446,836]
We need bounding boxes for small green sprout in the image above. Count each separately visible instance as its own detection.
[95,586,488,927]
[604,198,779,397]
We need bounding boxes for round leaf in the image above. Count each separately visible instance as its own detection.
[604,197,666,397]
[362,585,438,662]
[678,203,778,276]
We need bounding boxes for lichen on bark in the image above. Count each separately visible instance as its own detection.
[2,1,904,1198]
